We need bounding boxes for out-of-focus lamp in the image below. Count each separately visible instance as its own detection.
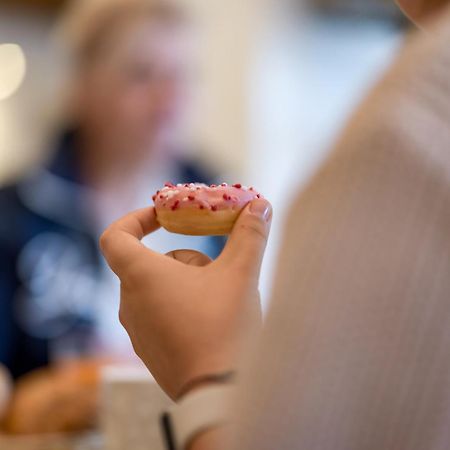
[0,43,26,101]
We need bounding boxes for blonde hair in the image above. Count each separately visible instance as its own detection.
[58,0,189,66]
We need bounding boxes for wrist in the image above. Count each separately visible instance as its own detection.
[161,383,235,450]
[177,371,236,401]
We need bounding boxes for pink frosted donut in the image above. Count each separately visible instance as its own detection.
[153,182,263,236]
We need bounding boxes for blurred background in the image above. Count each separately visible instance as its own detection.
[0,0,406,446]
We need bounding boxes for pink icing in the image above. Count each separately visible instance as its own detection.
[153,182,263,212]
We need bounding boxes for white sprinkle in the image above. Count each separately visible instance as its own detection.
[241,186,248,191]
[182,197,189,202]
[167,190,180,199]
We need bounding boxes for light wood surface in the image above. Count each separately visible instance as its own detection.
[0,432,102,450]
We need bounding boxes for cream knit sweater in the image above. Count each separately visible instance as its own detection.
[231,6,450,450]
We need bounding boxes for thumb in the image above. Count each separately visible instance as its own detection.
[218,199,272,279]
[396,0,444,23]
[99,207,162,277]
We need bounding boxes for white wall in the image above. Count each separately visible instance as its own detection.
[176,0,272,176]
[0,8,63,182]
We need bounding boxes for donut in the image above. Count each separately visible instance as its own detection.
[153,182,263,236]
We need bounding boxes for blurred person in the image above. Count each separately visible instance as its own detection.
[0,0,224,434]
[100,0,450,449]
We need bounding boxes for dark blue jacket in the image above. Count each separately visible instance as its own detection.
[0,131,224,379]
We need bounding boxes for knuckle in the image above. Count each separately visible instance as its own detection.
[238,219,268,243]
[130,339,142,358]
[99,229,113,254]
[118,307,128,328]
[121,258,150,286]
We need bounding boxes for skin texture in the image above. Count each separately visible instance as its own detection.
[100,199,272,400]
[396,0,449,24]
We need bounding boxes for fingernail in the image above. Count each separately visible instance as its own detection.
[249,199,272,222]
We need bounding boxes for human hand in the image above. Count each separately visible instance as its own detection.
[100,199,272,400]
[396,0,449,25]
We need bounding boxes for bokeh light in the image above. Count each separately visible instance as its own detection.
[0,43,26,101]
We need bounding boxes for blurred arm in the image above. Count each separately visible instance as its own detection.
[228,15,450,450]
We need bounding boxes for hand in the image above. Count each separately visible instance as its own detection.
[100,199,272,399]
[396,0,448,25]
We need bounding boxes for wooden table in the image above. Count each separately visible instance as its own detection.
[0,432,103,450]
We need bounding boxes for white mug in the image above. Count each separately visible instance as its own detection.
[101,365,172,450]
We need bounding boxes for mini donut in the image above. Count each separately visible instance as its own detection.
[153,182,263,236]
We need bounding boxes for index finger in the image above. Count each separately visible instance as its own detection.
[99,207,162,276]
